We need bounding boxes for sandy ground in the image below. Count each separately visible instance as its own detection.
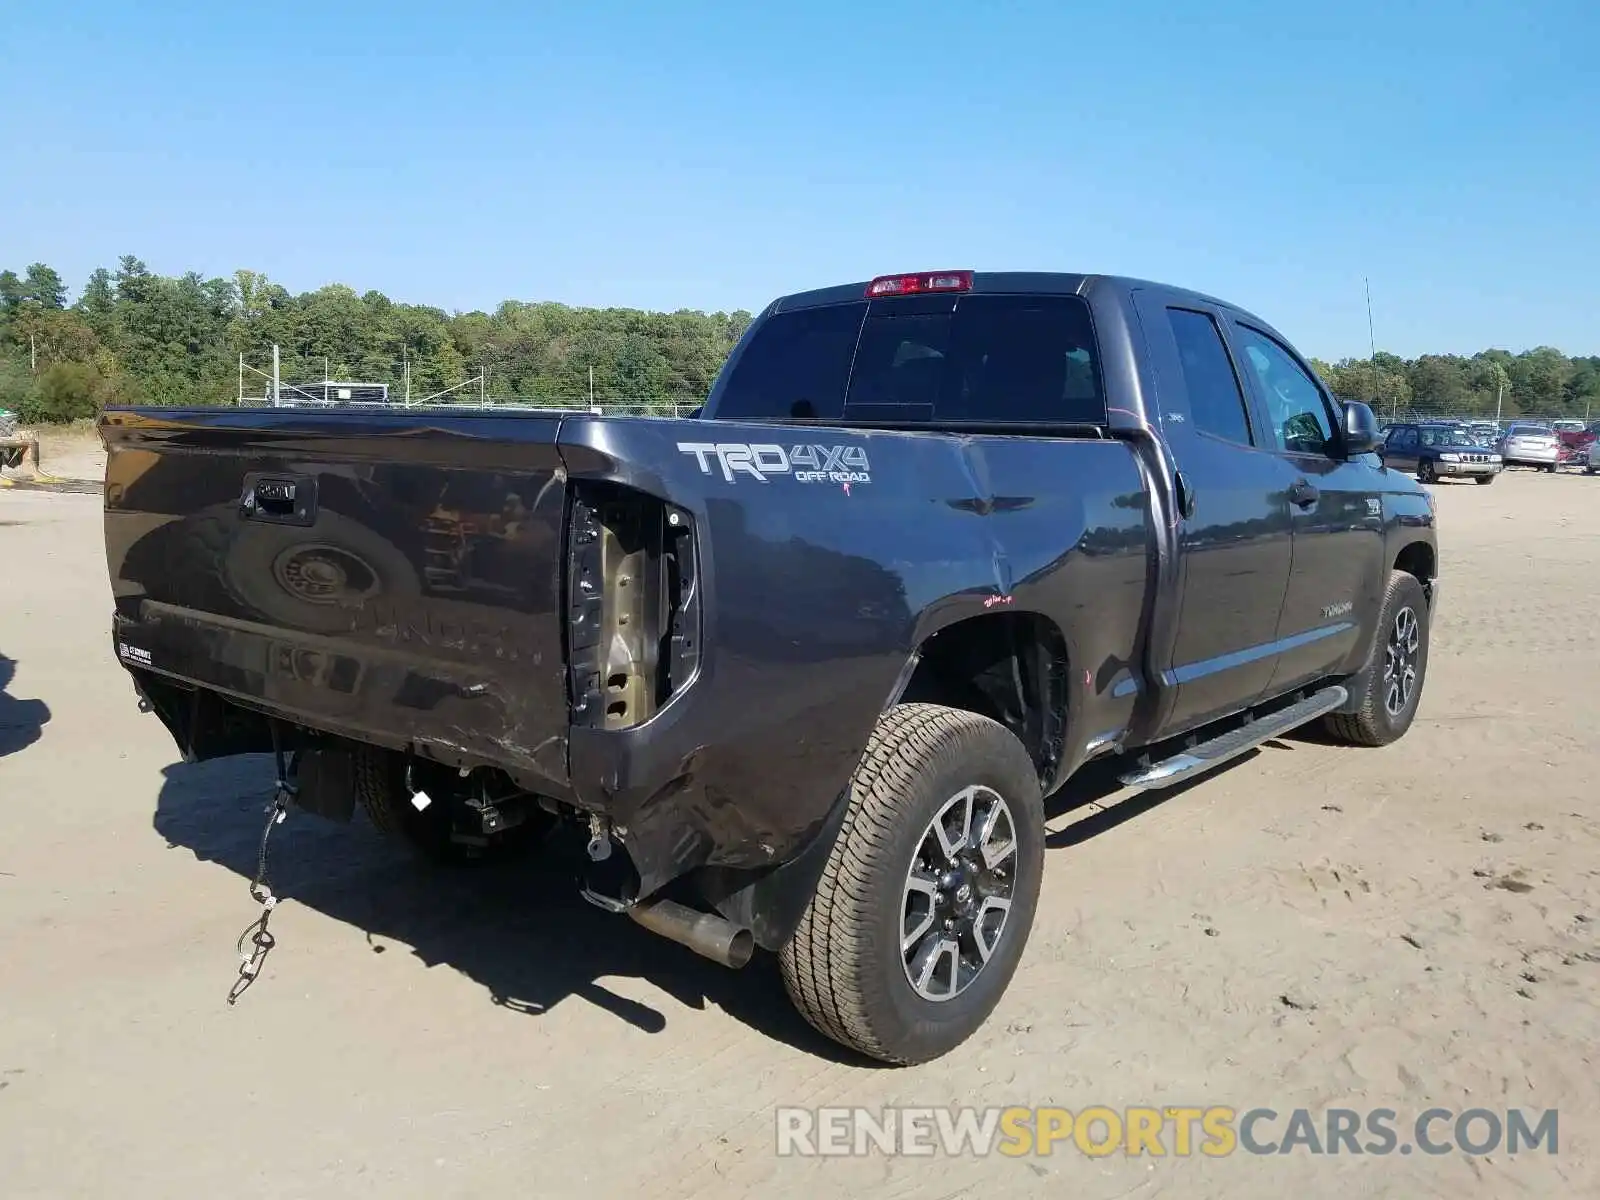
[1,463,1597,1198]
[0,423,107,484]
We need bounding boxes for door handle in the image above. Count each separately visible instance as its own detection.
[1289,479,1319,509]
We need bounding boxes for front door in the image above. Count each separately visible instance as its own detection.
[1134,296,1296,739]
[1224,321,1387,694]
[1382,425,1419,474]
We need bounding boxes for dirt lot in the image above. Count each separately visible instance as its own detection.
[2,458,1597,1198]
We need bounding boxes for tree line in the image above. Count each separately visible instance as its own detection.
[1,257,1596,424]
[0,257,753,422]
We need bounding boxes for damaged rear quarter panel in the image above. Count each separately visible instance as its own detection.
[557,417,1152,899]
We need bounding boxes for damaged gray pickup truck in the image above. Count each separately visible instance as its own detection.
[100,269,1437,1063]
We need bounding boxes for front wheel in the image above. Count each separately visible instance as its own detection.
[1474,474,1495,485]
[779,704,1045,1065]
[1417,460,1436,484]
[1324,571,1431,747]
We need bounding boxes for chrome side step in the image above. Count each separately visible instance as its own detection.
[1117,685,1348,792]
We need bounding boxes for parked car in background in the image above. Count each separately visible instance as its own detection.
[1497,423,1561,471]
[1465,422,1501,446]
[1381,422,1502,484]
[1555,422,1598,467]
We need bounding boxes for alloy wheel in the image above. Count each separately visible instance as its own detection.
[901,785,1018,1002]
[1383,606,1421,718]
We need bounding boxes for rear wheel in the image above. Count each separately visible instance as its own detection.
[779,703,1045,1065]
[1324,571,1431,747]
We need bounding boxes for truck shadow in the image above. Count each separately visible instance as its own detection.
[0,653,51,759]
[152,756,864,1064]
[1042,748,1263,848]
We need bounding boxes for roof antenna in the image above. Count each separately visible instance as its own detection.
[1364,277,1385,420]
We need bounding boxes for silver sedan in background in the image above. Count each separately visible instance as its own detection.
[1497,423,1561,471]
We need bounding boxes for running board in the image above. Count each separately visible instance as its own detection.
[1117,686,1348,792]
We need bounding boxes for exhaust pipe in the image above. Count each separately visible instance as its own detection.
[627,897,754,969]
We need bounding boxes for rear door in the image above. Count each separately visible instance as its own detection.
[1222,321,1386,695]
[1133,294,1295,738]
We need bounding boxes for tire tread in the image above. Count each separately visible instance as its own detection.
[779,703,1035,1064]
[1323,570,1429,747]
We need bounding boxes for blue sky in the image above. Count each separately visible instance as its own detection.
[2,0,1595,359]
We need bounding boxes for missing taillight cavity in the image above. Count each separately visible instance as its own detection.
[565,483,700,730]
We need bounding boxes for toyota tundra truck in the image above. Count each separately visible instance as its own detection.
[99,270,1438,1064]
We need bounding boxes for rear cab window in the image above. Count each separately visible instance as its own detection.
[711,292,1106,426]
[709,301,866,421]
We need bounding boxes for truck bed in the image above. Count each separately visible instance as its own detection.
[101,405,1154,893]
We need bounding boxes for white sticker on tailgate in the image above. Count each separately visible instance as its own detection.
[118,642,153,667]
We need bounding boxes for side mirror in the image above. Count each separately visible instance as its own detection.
[1342,401,1381,456]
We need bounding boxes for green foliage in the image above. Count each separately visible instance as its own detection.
[0,256,1593,423]
[19,362,106,423]
[0,357,34,413]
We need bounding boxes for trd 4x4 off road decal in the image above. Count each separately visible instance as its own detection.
[676,442,871,485]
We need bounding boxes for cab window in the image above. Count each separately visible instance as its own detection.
[1232,325,1339,456]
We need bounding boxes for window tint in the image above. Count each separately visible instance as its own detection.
[1232,326,1336,455]
[1398,428,1419,451]
[940,296,1102,423]
[844,294,1105,424]
[843,309,950,413]
[712,301,866,421]
[713,294,1104,425]
[1165,308,1252,444]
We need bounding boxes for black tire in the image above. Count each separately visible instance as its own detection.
[1474,474,1495,485]
[1417,460,1436,484]
[353,745,546,866]
[779,703,1045,1065]
[1324,571,1431,747]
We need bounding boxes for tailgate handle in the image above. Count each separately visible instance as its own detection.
[241,473,317,526]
